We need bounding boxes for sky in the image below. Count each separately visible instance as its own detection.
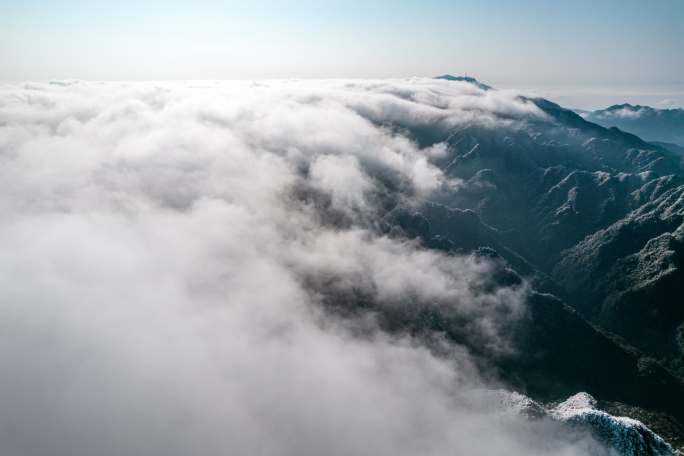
[1,0,683,107]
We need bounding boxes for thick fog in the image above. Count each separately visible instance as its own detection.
[0,79,606,455]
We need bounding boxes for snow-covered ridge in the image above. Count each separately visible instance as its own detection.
[497,391,677,456]
[551,393,675,456]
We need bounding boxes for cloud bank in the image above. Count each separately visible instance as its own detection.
[0,79,606,455]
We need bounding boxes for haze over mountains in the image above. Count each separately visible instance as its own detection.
[1,76,683,455]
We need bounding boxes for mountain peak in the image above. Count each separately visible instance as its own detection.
[605,103,646,112]
[434,74,492,91]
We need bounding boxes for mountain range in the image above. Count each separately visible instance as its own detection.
[380,75,684,452]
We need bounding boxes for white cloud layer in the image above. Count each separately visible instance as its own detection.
[0,79,604,455]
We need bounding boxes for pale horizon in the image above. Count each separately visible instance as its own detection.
[4,0,682,109]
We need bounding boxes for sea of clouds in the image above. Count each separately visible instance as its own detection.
[0,78,611,455]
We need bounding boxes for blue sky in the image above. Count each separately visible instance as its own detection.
[1,0,682,107]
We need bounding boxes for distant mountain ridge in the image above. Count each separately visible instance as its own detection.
[583,104,684,147]
[435,74,493,91]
